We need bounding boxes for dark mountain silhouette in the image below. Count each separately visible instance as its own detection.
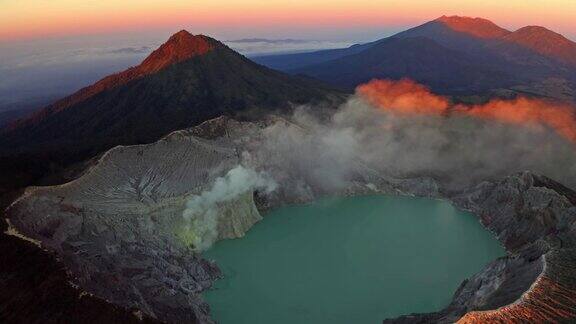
[387,16,573,80]
[291,36,511,93]
[0,30,342,197]
[252,16,510,72]
[256,16,576,97]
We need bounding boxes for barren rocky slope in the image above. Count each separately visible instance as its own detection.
[5,116,576,323]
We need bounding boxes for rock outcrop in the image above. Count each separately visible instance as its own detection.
[384,172,576,323]
[5,123,254,323]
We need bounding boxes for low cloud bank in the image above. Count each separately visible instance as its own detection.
[358,79,576,143]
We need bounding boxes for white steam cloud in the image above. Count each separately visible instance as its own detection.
[182,165,277,251]
[254,95,576,192]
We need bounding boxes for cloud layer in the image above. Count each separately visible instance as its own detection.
[358,79,576,143]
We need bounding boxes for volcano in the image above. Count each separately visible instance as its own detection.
[0,30,342,195]
[2,30,340,151]
[255,16,576,98]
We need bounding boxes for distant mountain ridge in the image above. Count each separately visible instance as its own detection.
[252,41,375,71]
[254,16,576,100]
[400,17,576,68]
[294,36,511,92]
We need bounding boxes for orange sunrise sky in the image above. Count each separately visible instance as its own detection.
[1,0,575,42]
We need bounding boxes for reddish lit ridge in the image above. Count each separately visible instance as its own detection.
[436,15,511,39]
[358,79,576,143]
[6,30,216,131]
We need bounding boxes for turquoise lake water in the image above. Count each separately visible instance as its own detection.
[203,195,505,324]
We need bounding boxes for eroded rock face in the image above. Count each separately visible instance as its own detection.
[5,124,256,323]
[6,116,576,323]
[385,172,576,323]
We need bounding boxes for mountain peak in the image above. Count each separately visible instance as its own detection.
[171,29,194,39]
[141,30,217,73]
[5,31,223,129]
[437,15,483,22]
[435,15,510,38]
[513,25,565,39]
[502,25,576,66]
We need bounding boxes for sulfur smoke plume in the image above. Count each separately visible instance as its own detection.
[182,165,277,251]
[255,79,576,192]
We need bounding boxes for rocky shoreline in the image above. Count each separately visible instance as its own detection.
[5,116,576,323]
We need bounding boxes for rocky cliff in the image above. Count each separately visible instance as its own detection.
[5,123,263,323]
[384,172,576,323]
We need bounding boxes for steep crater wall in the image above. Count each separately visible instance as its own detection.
[385,172,576,323]
[5,124,262,323]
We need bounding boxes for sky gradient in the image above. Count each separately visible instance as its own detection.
[2,0,576,42]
